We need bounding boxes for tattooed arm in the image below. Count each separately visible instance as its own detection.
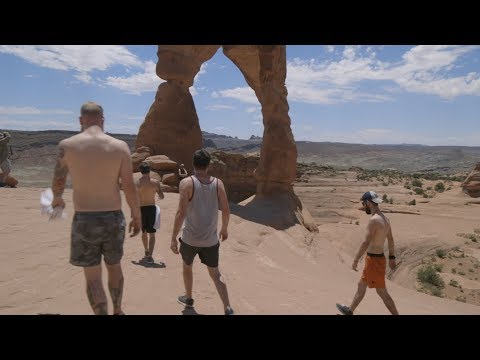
[51,142,68,209]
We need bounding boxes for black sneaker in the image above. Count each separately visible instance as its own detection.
[225,306,235,315]
[146,256,154,264]
[177,295,194,308]
[336,303,353,315]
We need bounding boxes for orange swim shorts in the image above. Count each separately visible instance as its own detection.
[361,253,386,288]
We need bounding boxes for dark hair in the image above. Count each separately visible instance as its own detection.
[193,149,211,170]
[139,162,151,174]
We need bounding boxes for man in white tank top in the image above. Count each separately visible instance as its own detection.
[170,149,234,315]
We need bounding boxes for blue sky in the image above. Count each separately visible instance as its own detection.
[0,45,479,146]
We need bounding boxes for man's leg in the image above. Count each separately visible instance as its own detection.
[141,232,148,257]
[207,266,232,312]
[106,263,125,315]
[148,233,156,257]
[84,265,108,315]
[350,280,368,313]
[183,262,193,299]
[376,288,399,315]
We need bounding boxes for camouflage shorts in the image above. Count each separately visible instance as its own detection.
[70,210,126,267]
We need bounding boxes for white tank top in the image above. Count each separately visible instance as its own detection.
[181,175,219,247]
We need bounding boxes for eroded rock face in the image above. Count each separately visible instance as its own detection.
[131,146,152,172]
[462,162,480,198]
[208,151,259,203]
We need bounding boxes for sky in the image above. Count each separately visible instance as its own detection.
[0,45,479,146]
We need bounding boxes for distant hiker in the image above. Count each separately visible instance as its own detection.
[178,163,188,179]
[136,162,164,263]
[0,131,12,186]
[170,149,234,315]
[336,191,399,315]
[50,101,141,315]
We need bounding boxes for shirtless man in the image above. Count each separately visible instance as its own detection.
[336,191,399,315]
[136,162,164,263]
[178,163,188,179]
[51,101,141,315]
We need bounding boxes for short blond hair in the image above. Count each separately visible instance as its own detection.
[80,101,104,116]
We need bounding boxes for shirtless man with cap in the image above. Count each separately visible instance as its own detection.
[51,101,141,315]
[336,191,399,315]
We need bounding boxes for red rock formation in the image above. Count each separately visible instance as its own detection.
[145,155,177,171]
[208,151,259,203]
[131,146,152,172]
[135,46,220,174]
[135,45,316,231]
[462,162,480,198]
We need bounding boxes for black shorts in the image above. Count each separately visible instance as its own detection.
[141,205,156,233]
[70,210,126,267]
[179,239,220,268]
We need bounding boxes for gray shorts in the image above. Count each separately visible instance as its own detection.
[70,210,126,267]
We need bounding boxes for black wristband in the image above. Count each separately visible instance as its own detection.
[389,255,396,259]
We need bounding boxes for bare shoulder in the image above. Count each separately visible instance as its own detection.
[179,177,193,190]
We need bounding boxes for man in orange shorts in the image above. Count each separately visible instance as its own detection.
[336,191,399,315]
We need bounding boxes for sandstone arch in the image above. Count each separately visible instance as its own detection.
[136,45,316,232]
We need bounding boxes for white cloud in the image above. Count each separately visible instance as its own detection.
[0,45,142,73]
[211,91,219,98]
[326,45,335,53]
[284,45,480,104]
[0,106,73,115]
[127,116,145,121]
[74,73,92,84]
[205,104,235,111]
[194,63,208,83]
[251,121,262,126]
[24,74,34,78]
[215,87,258,104]
[104,61,162,95]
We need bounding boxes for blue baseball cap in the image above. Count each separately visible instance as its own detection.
[361,191,383,204]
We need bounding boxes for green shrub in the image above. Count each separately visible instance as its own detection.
[417,265,445,288]
[436,249,447,259]
[452,268,457,274]
[435,182,445,193]
[382,194,388,202]
[414,187,424,195]
[412,179,423,187]
[408,199,416,205]
[434,264,443,272]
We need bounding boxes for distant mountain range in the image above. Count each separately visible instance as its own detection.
[4,129,479,175]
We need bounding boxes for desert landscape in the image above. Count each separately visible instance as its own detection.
[1,44,479,315]
[1,131,480,314]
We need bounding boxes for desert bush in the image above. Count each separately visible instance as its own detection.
[449,279,459,287]
[414,187,424,195]
[412,179,423,187]
[408,199,416,205]
[435,182,445,193]
[436,249,447,259]
[434,264,443,272]
[417,265,445,288]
